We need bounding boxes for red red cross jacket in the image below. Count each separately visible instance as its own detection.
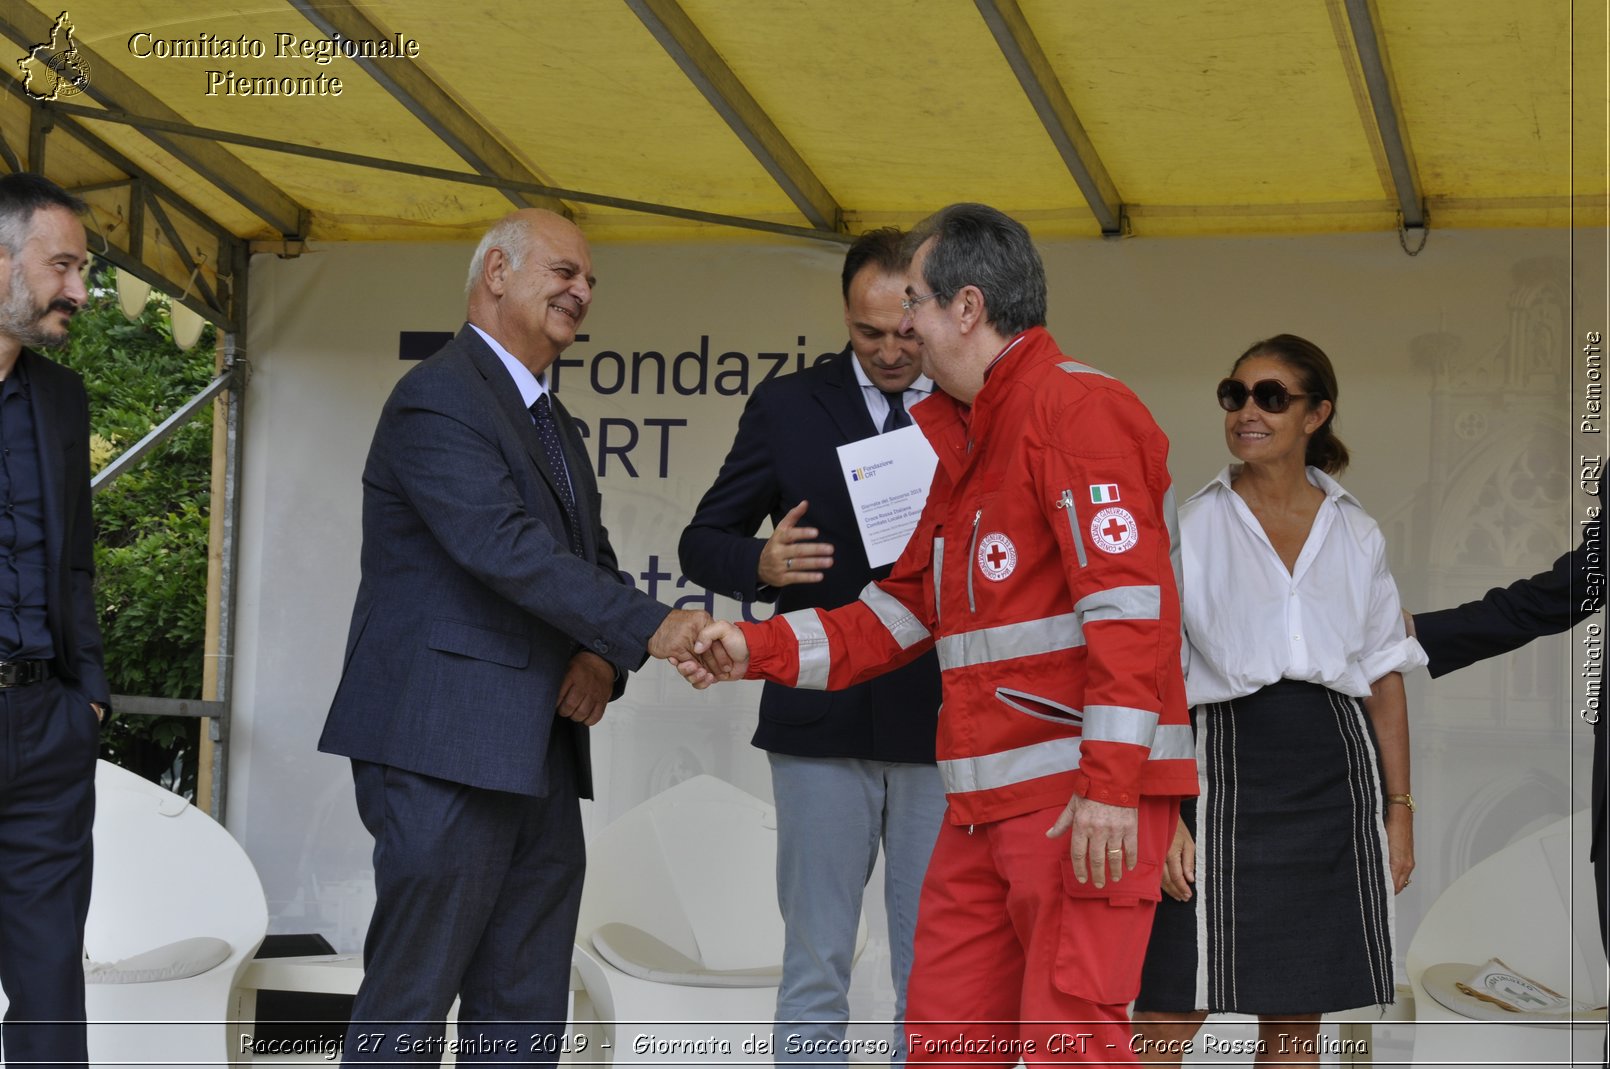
[739,328,1197,825]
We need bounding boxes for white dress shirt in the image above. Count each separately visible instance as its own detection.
[850,358,933,430]
[1181,465,1427,706]
[470,323,546,408]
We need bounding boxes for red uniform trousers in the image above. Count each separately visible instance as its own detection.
[904,796,1176,1067]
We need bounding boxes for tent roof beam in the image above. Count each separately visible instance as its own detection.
[286,0,573,219]
[0,7,308,237]
[1342,0,1426,229]
[976,0,1123,236]
[626,0,844,234]
[45,102,851,246]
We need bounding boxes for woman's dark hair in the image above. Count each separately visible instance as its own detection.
[1233,333,1350,474]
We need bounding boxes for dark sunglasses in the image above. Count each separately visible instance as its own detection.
[1216,378,1313,414]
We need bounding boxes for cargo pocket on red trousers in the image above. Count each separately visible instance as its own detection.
[1052,855,1163,1006]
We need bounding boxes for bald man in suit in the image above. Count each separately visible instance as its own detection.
[322,209,710,1065]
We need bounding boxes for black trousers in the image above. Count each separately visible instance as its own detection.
[343,727,586,1066]
[0,676,98,1069]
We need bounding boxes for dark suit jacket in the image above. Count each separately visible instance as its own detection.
[23,349,108,704]
[320,326,669,798]
[678,347,939,763]
[1415,485,1605,859]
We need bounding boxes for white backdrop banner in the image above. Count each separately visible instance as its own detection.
[234,228,1606,1030]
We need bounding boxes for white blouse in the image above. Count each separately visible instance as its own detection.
[1181,465,1427,706]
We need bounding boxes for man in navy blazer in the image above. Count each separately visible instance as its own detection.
[321,208,709,1065]
[679,229,944,1064]
[0,173,110,1068]
[1410,484,1605,958]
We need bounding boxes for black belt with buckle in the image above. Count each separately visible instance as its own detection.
[0,660,50,688]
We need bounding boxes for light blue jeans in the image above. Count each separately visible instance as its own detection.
[768,753,947,1067]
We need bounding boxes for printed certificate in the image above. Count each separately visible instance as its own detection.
[836,425,938,568]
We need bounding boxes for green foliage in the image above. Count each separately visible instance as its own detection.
[52,269,216,796]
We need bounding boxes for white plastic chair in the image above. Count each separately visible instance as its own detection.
[1407,808,1607,1067]
[81,759,267,1067]
[0,761,268,1067]
[571,775,866,1065]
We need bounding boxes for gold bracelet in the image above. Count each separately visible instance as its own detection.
[1386,793,1415,813]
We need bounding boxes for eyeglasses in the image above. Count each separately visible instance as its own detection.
[901,291,941,316]
[1216,378,1313,414]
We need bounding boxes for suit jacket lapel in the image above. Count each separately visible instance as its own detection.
[460,328,587,556]
[817,346,879,444]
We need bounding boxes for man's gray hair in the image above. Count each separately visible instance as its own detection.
[902,203,1047,337]
[464,215,533,296]
[0,173,86,258]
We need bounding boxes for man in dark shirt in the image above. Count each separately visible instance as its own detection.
[0,172,110,1067]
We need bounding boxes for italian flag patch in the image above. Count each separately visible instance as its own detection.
[1089,483,1120,504]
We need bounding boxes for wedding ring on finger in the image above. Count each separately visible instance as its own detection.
[785,558,793,570]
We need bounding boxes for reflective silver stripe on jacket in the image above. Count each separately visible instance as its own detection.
[932,536,945,625]
[938,723,1195,794]
[1056,360,1114,379]
[1074,585,1161,624]
[936,612,1083,671]
[937,585,1161,672]
[858,583,931,650]
[940,736,1086,795]
[781,609,830,690]
[1147,724,1195,759]
[1082,704,1159,747]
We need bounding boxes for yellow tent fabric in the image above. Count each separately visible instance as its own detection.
[1,0,1604,323]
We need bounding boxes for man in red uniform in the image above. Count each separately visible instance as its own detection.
[681,203,1195,1066]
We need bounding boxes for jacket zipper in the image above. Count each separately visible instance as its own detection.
[1056,489,1088,568]
[966,509,982,613]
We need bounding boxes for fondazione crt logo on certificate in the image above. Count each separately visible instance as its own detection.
[21,9,425,100]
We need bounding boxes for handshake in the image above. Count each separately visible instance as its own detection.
[647,609,751,688]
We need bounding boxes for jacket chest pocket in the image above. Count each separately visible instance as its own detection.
[962,493,1015,615]
[1054,489,1089,569]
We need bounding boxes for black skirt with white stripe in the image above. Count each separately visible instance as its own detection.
[1135,679,1396,1015]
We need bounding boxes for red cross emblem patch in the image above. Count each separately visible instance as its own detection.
[1089,507,1139,554]
[976,532,1018,581]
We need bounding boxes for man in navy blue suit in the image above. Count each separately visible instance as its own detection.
[679,229,945,1065]
[321,208,710,1065]
[0,173,110,1069]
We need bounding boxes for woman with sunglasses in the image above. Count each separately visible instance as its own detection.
[1131,334,1424,1065]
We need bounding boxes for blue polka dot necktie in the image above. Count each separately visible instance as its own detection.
[530,393,584,556]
